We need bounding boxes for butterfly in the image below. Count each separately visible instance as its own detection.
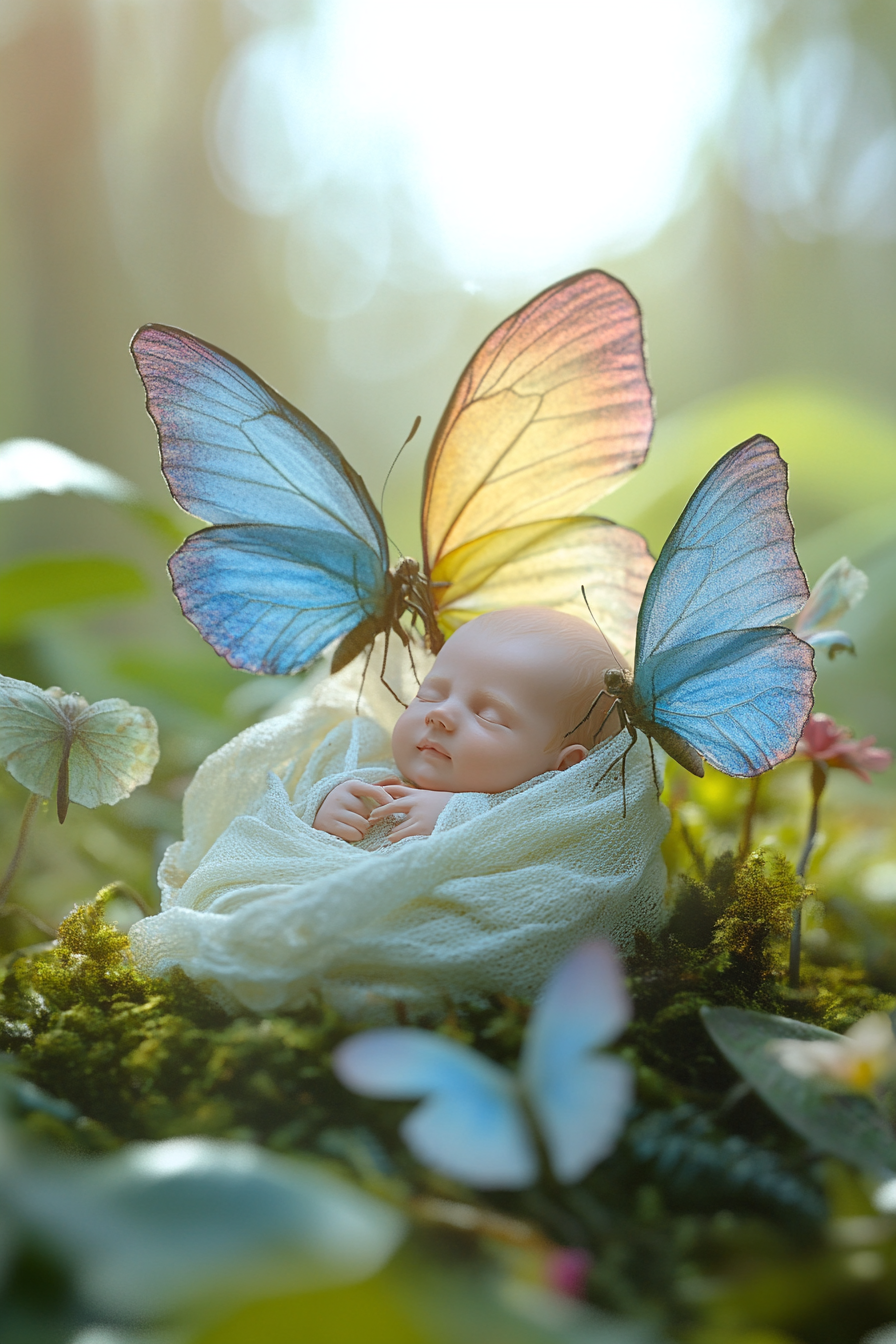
[130,271,654,681]
[332,941,633,1190]
[0,677,159,822]
[594,435,816,779]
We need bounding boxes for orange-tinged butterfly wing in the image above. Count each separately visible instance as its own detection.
[422,270,652,571]
[431,517,653,658]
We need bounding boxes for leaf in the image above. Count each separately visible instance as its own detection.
[0,677,159,817]
[0,438,137,502]
[13,1138,407,1320]
[0,555,148,637]
[702,1006,896,1175]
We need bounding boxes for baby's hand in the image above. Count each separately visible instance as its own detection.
[369,784,454,842]
[313,777,401,843]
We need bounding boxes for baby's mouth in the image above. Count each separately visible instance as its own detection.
[418,738,450,760]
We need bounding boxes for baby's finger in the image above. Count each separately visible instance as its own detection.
[382,784,413,799]
[328,820,366,842]
[387,821,423,842]
[368,799,412,820]
[335,808,370,834]
[345,781,393,809]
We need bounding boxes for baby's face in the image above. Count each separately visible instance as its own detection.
[391,623,576,793]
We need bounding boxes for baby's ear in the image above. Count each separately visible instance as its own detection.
[555,743,589,771]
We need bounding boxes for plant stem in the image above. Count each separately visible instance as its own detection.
[738,775,763,862]
[789,761,828,990]
[4,903,57,937]
[96,881,153,918]
[0,792,41,912]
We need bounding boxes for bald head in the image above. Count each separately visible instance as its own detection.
[445,607,625,749]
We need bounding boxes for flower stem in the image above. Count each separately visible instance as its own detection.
[789,761,828,989]
[0,792,41,912]
[738,775,763,862]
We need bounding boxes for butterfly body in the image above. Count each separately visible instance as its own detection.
[330,555,442,675]
[132,271,655,678]
[333,941,634,1190]
[604,666,705,777]
[600,436,816,782]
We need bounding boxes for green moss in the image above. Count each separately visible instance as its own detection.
[2,849,896,1341]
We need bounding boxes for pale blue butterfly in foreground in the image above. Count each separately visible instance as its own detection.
[332,941,633,1190]
[596,434,817,781]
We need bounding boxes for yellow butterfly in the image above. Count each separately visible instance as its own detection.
[132,271,654,676]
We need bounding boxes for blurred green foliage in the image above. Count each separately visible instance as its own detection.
[0,4,895,1341]
[0,554,148,639]
[3,759,896,1341]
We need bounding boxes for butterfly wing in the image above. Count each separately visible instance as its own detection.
[0,677,66,797]
[422,271,653,571]
[430,516,653,655]
[67,700,160,809]
[169,523,391,674]
[632,436,815,775]
[333,1029,538,1189]
[635,628,815,776]
[131,326,391,673]
[520,942,634,1185]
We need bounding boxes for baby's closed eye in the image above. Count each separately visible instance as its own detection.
[476,707,507,724]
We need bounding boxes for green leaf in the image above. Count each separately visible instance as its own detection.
[702,1006,896,1175]
[0,555,148,637]
[0,438,137,503]
[0,676,159,814]
[16,1138,406,1320]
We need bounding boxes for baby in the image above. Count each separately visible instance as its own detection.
[313,606,624,844]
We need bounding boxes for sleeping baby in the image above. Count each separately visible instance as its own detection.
[313,606,625,845]
[130,604,669,1018]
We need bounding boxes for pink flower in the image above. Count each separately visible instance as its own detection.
[796,713,892,782]
[544,1247,592,1298]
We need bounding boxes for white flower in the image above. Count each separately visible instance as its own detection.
[769,1013,896,1092]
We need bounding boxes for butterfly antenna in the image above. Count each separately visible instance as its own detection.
[580,584,626,671]
[379,415,422,557]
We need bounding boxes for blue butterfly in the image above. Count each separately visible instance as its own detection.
[600,435,816,779]
[130,271,654,678]
[332,941,633,1190]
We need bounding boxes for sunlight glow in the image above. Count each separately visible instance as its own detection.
[212,0,751,300]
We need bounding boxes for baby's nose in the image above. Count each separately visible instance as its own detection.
[425,705,453,730]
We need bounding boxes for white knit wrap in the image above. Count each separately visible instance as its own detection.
[129,649,670,1019]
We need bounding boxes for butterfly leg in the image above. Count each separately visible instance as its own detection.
[377,620,409,709]
[406,636,422,688]
[593,712,638,817]
[567,689,618,742]
[647,735,663,796]
[354,640,376,714]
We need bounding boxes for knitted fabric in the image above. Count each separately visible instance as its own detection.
[129,649,669,1019]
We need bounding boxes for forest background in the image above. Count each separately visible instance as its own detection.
[0,0,894,940]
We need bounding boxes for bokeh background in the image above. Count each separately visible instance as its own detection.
[0,0,894,935]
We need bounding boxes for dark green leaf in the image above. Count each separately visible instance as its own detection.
[702,1006,896,1175]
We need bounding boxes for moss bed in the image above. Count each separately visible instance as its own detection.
[2,843,895,1343]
